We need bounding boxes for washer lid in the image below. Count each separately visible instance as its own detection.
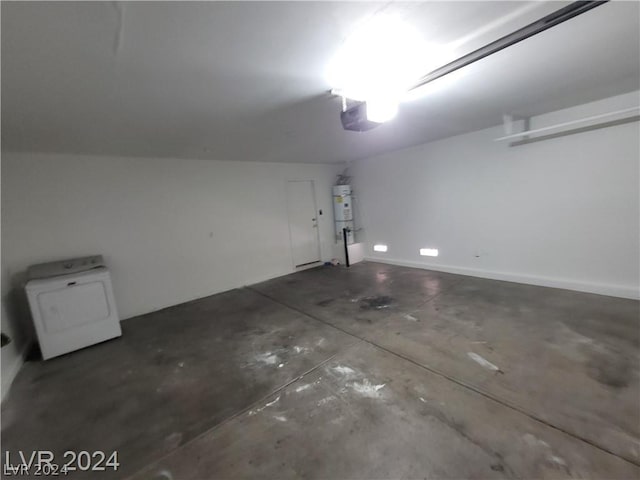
[27,255,106,280]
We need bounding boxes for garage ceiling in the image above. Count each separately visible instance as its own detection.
[2,1,639,163]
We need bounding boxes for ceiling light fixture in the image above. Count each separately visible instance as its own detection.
[366,97,399,124]
[330,1,608,131]
[327,15,434,126]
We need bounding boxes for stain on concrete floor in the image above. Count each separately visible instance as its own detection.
[2,262,639,479]
[359,295,394,310]
[0,288,355,479]
[252,263,640,466]
[132,343,639,480]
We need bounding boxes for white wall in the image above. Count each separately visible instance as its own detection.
[353,91,640,299]
[1,153,341,396]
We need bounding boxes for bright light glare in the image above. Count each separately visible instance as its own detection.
[373,244,388,253]
[327,16,426,100]
[327,15,440,120]
[366,97,399,123]
[420,248,438,257]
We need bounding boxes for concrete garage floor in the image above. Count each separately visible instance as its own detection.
[2,262,639,479]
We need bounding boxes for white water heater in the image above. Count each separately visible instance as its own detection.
[333,185,354,244]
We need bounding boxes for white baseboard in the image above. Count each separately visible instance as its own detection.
[364,256,640,300]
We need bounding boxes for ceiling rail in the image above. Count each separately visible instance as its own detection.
[408,1,608,92]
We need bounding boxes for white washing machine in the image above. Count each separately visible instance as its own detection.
[25,255,122,360]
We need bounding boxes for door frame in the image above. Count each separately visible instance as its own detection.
[285,179,322,269]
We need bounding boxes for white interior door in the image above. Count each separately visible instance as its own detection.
[286,180,321,267]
